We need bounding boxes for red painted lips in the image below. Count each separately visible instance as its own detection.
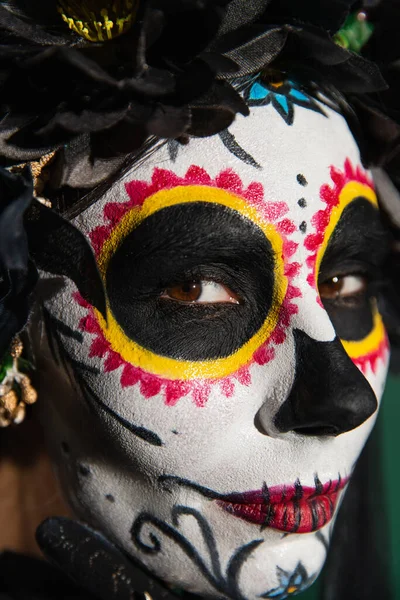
[217,476,348,533]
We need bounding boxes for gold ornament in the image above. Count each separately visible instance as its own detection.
[0,410,11,428]
[12,402,26,425]
[10,336,23,359]
[0,389,18,413]
[0,383,10,396]
[0,337,38,427]
[57,0,139,42]
[19,376,38,405]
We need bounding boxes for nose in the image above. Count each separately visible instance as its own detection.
[272,329,378,437]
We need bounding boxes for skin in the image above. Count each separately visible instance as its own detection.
[33,83,390,599]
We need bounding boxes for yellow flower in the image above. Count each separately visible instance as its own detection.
[57,0,139,42]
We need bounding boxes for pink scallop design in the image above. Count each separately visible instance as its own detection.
[76,166,302,406]
[305,158,374,307]
[351,335,389,376]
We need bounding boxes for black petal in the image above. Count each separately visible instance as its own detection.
[263,0,356,34]
[190,80,248,137]
[36,105,130,137]
[219,0,271,36]
[217,25,289,77]
[147,104,191,139]
[288,28,386,92]
[220,0,356,36]
[26,200,106,318]
[89,115,149,159]
[0,261,37,358]
[148,0,230,64]
[0,165,33,270]
[55,136,127,189]
[0,3,72,45]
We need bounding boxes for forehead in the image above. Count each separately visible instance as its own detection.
[75,99,363,232]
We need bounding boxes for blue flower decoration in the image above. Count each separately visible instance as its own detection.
[246,78,325,125]
[261,562,314,599]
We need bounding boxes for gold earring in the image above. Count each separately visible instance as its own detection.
[0,336,37,427]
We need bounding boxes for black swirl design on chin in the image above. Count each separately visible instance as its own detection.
[131,506,263,600]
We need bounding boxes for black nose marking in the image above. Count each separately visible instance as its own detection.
[274,329,378,437]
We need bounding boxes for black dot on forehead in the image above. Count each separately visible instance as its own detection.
[299,221,307,233]
[297,174,308,186]
[78,464,91,477]
[298,198,307,208]
[105,494,115,503]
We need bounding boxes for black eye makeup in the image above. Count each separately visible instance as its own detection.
[318,197,390,341]
[106,202,275,361]
[319,274,368,303]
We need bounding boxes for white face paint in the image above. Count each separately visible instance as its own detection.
[34,80,390,599]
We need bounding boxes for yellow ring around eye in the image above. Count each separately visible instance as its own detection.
[341,302,385,358]
[315,180,384,357]
[94,185,288,380]
[315,181,378,279]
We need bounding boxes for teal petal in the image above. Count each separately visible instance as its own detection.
[250,82,269,100]
[289,88,309,102]
[275,94,289,113]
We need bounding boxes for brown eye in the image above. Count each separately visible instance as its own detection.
[163,281,240,304]
[165,282,202,302]
[319,275,367,300]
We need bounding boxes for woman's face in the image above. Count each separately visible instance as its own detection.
[35,82,390,599]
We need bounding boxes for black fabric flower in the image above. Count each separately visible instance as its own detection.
[0,165,106,357]
[215,0,386,91]
[0,0,390,190]
[0,0,246,171]
[345,1,400,186]
[26,198,107,319]
[0,261,37,359]
[0,166,35,357]
[209,0,400,183]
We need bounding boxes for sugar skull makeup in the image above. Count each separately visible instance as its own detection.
[34,80,390,600]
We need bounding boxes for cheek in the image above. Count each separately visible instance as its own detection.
[39,277,296,467]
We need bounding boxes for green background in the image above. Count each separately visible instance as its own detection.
[294,374,400,600]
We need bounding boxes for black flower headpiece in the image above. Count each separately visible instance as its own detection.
[0,0,244,167]
[1,0,400,364]
[0,0,388,171]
